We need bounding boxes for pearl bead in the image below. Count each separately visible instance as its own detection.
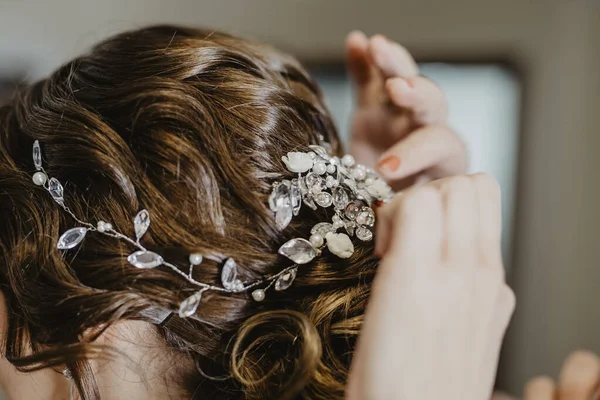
[332,214,341,223]
[308,152,316,159]
[189,253,203,265]
[32,171,47,186]
[325,176,337,188]
[342,154,355,167]
[252,289,266,302]
[103,223,113,231]
[97,221,107,232]
[313,162,327,175]
[365,178,374,185]
[333,220,344,229]
[326,165,336,174]
[352,167,367,181]
[309,233,324,248]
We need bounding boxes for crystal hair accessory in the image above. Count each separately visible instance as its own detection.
[270,144,393,264]
[31,140,391,320]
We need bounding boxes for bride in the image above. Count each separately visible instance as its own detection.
[0,25,516,399]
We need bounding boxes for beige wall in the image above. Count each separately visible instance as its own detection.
[1,0,599,393]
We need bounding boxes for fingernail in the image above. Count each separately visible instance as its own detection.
[377,156,400,172]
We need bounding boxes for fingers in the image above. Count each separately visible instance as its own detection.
[472,173,503,268]
[346,31,383,106]
[558,350,600,400]
[383,187,443,269]
[385,76,448,125]
[524,376,556,400]
[369,35,419,78]
[376,124,467,182]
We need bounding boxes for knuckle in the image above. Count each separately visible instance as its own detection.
[402,186,441,211]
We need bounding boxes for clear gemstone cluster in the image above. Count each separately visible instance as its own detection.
[270,144,393,265]
[31,140,392,321]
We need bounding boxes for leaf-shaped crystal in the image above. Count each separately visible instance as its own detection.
[48,178,64,205]
[314,192,333,208]
[269,180,291,211]
[356,226,373,242]
[345,203,360,220]
[344,220,356,236]
[275,267,298,291]
[178,292,202,318]
[343,178,358,194]
[356,189,373,203]
[134,209,150,239]
[332,187,349,209]
[278,238,317,264]
[221,258,239,290]
[303,196,318,210]
[33,140,42,170]
[127,251,164,269]
[311,222,336,236]
[275,204,293,229]
[290,182,302,216]
[57,227,88,250]
[308,145,331,160]
[356,207,375,227]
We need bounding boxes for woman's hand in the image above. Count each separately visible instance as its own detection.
[346,174,515,400]
[346,31,467,190]
[524,350,600,400]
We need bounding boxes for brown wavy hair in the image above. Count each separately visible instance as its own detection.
[0,25,378,399]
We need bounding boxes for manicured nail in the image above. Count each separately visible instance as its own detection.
[377,156,400,172]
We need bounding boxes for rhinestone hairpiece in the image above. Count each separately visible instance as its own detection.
[31,140,392,319]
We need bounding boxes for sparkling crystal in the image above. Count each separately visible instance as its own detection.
[221,258,239,290]
[269,181,291,211]
[308,145,331,160]
[178,292,202,318]
[305,173,325,192]
[345,203,360,220]
[311,222,336,236]
[344,220,356,236]
[134,209,150,239]
[275,204,293,229]
[314,192,333,208]
[278,238,317,264]
[356,207,376,227]
[290,182,302,216]
[57,227,88,250]
[332,187,349,210]
[303,197,318,210]
[32,140,42,170]
[48,178,64,205]
[356,226,373,242]
[127,251,164,269]
[275,267,298,291]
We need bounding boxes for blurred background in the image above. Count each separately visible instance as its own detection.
[0,0,599,395]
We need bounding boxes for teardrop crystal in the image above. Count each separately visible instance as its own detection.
[33,140,42,170]
[345,203,360,220]
[356,226,374,242]
[314,192,333,208]
[332,187,349,209]
[221,258,239,290]
[344,220,356,236]
[48,178,64,205]
[311,222,336,237]
[178,292,203,318]
[269,180,291,211]
[290,182,302,216]
[134,209,151,239]
[57,227,88,250]
[278,238,317,264]
[303,196,318,210]
[356,207,376,227]
[275,204,293,229]
[275,267,298,291]
[127,251,164,269]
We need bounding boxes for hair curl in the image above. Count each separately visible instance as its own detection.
[0,25,378,399]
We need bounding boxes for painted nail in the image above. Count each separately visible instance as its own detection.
[377,156,400,172]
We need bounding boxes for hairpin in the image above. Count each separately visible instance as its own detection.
[31,140,392,320]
